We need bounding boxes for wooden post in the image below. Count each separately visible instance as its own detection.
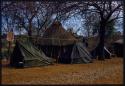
[7,41,11,59]
[7,32,14,60]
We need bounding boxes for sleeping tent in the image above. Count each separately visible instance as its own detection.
[10,41,54,68]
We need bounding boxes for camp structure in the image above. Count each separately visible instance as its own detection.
[35,21,92,64]
[71,42,92,63]
[10,41,54,68]
[90,46,111,59]
[112,39,123,57]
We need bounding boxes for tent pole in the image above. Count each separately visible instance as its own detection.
[57,39,61,64]
[57,46,61,64]
[51,46,53,59]
[7,41,12,60]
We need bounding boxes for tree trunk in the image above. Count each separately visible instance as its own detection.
[28,30,32,42]
[0,2,2,59]
[28,22,32,41]
[37,30,40,37]
[97,21,106,60]
[28,29,32,36]
[0,36,2,58]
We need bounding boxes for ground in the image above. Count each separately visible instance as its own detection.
[2,57,123,85]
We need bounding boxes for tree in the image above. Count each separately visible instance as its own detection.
[13,2,39,37]
[1,1,15,58]
[87,1,123,60]
[81,12,99,37]
[33,2,56,36]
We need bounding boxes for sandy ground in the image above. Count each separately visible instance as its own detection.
[2,57,123,85]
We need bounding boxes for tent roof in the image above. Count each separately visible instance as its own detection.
[36,21,78,46]
[114,39,123,44]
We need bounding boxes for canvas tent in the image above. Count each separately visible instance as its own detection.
[71,42,92,63]
[35,21,92,64]
[112,39,123,57]
[90,46,111,59]
[37,21,77,46]
[10,41,54,68]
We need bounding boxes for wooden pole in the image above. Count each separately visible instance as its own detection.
[7,41,11,60]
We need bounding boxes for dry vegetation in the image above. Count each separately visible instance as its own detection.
[2,57,123,85]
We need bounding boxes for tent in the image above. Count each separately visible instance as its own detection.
[112,39,123,57]
[10,41,54,68]
[37,21,77,46]
[35,21,92,64]
[90,46,111,59]
[71,42,92,63]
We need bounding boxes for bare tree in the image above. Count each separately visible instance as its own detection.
[86,1,123,60]
[33,2,56,36]
[2,2,38,37]
[80,12,99,37]
[1,1,16,58]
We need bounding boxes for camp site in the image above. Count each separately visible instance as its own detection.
[1,1,123,85]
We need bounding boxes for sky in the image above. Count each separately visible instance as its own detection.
[62,14,84,35]
[2,13,123,36]
[62,15,123,36]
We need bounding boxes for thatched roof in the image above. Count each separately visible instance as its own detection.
[36,21,78,46]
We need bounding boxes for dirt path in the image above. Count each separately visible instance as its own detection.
[2,58,123,85]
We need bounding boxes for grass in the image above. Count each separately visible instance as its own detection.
[2,57,123,85]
